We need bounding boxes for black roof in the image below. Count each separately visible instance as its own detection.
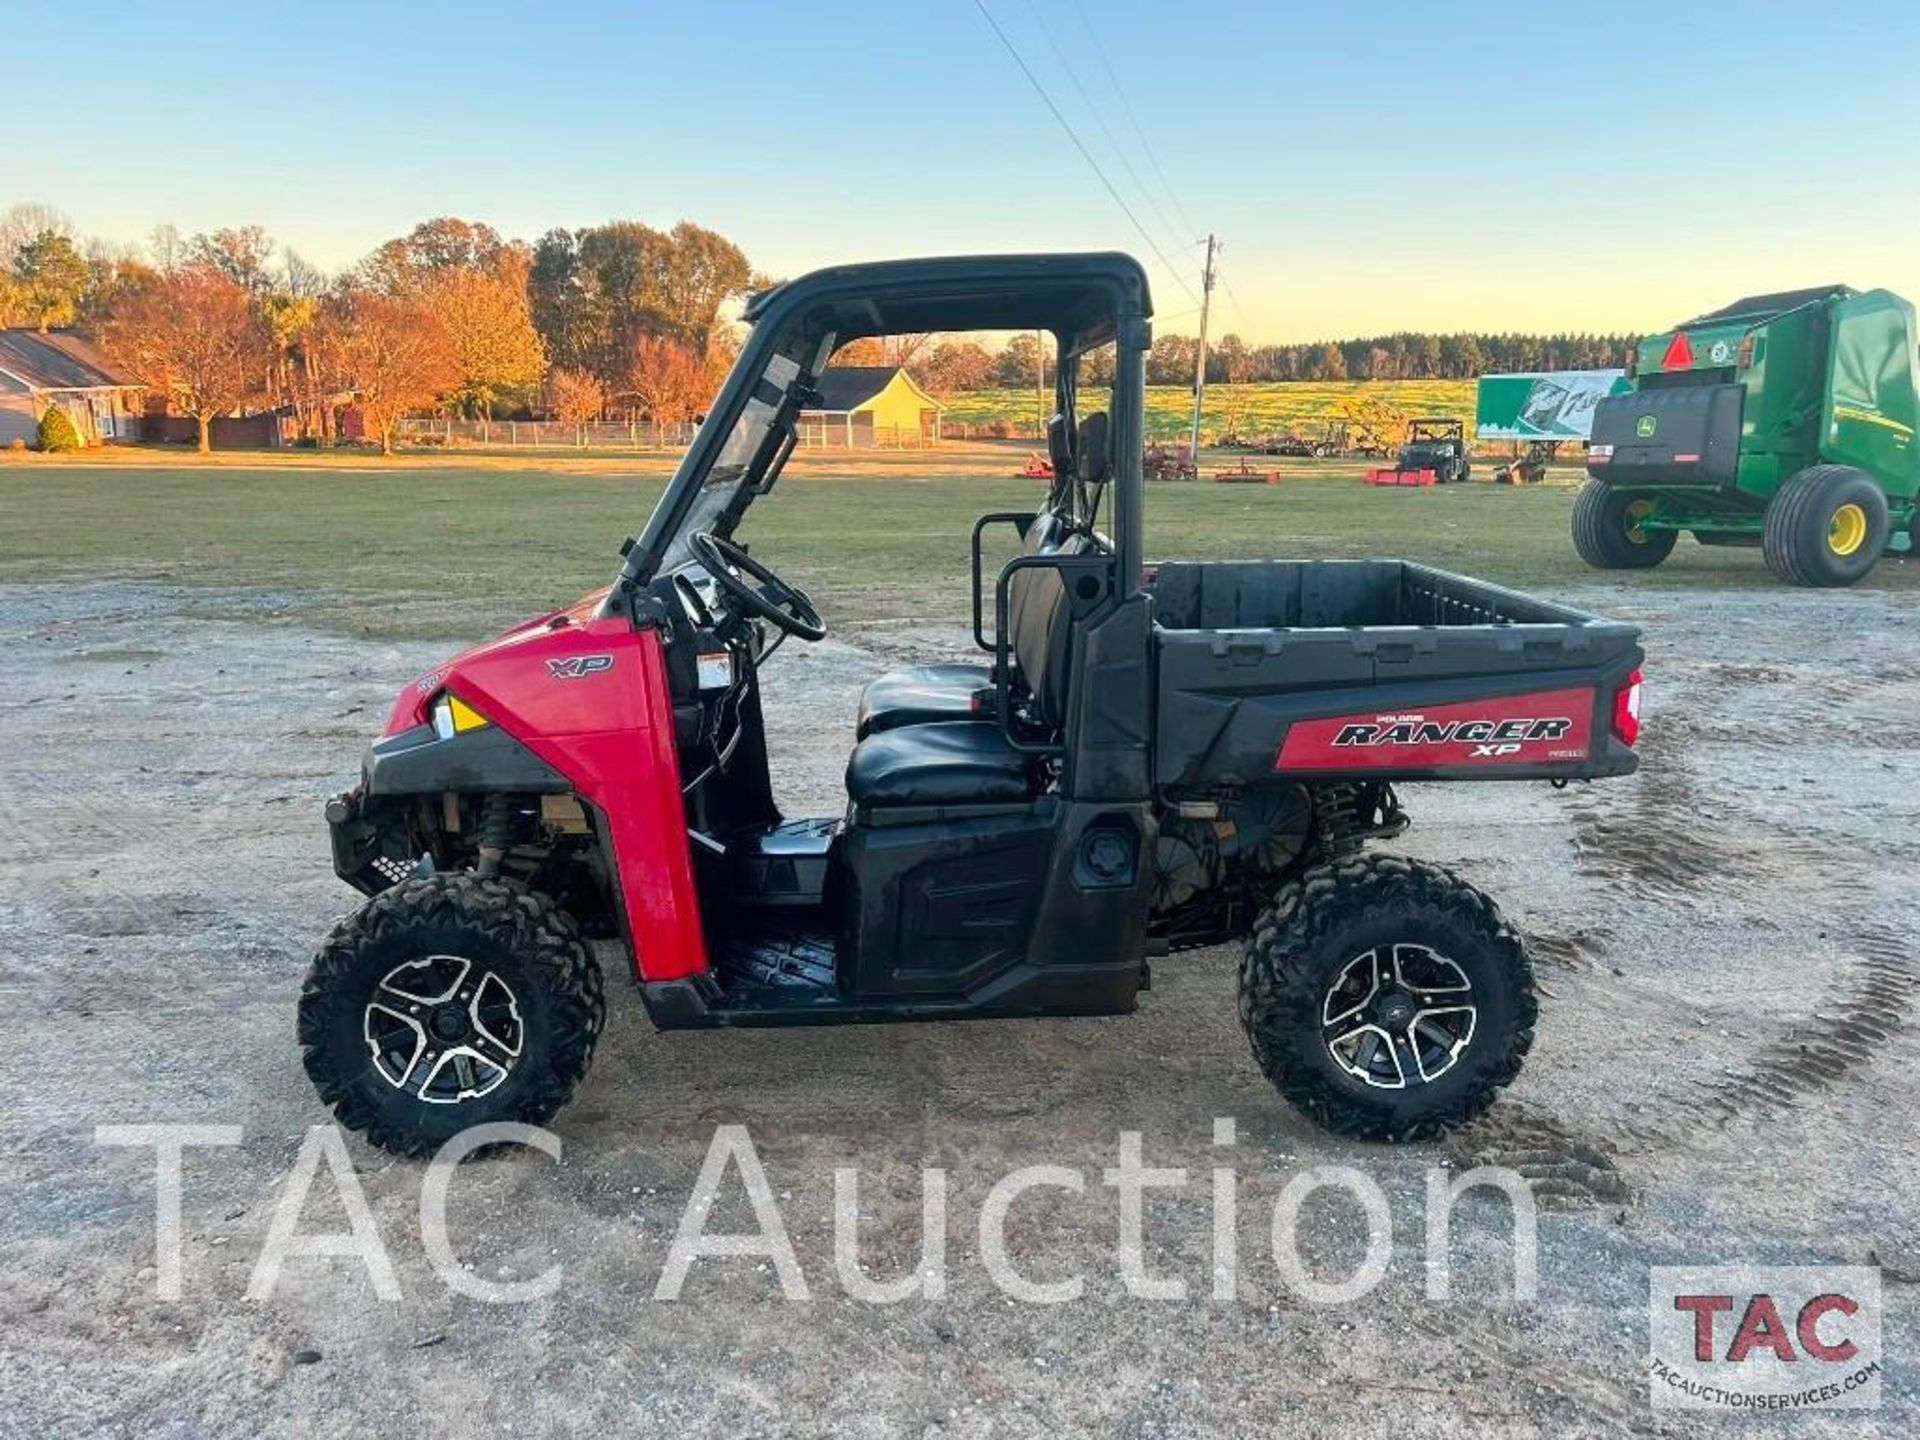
[743,252,1152,344]
[809,365,904,412]
[1683,285,1852,327]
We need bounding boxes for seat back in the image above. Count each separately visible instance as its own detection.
[1008,412,1110,731]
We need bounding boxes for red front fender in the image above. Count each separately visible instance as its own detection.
[419,606,708,983]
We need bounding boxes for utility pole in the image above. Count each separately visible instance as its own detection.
[1188,234,1218,463]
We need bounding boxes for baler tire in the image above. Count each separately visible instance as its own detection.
[1238,854,1535,1142]
[1572,479,1676,569]
[299,873,605,1158]
[1763,464,1889,588]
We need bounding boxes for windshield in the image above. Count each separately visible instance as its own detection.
[654,349,805,575]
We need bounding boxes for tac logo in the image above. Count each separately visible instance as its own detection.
[1635,414,1658,439]
[546,654,615,680]
[1709,339,1733,364]
[1649,1266,1881,1411]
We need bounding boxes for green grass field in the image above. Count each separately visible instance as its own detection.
[1,453,1911,641]
[942,380,1478,441]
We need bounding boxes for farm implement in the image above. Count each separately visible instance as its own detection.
[302,253,1644,1156]
[1495,441,1562,486]
[1212,458,1283,484]
[1144,443,1197,481]
[1577,284,1919,585]
[1274,420,1349,458]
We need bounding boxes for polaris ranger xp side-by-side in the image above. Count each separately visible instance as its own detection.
[302,254,1646,1155]
[1575,284,1919,585]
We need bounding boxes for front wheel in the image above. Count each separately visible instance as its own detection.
[1571,479,1676,569]
[299,874,606,1157]
[1238,855,1535,1141]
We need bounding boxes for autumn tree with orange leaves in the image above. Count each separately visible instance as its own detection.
[547,367,605,425]
[423,267,547,418]
[365,217,546,418]
[106,265,272,453]
[318,292,460,454]
[626,335,711,423]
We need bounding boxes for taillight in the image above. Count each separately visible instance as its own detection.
[1612,667,1644,747]
[1623,345,1637,379]
[1737,334,1755,368]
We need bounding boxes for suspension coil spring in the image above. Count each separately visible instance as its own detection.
[1311,783,1367,858]
[475,793,512,878]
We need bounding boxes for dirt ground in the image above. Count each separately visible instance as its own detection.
[1,572,1915,1438]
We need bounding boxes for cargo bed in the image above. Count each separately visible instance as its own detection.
[1149,560,1643,788]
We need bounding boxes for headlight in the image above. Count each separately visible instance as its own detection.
[430,693,490,740]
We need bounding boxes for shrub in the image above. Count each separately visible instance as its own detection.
[7,437,26,452]
[37,406,83,452]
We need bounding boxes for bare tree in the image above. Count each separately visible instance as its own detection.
[184,226,276,295]
[105,266,271,453]
[0,202,71,269]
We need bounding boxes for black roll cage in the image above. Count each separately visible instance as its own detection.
[603,253,1155,624]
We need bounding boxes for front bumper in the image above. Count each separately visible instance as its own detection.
[325,786,407,893]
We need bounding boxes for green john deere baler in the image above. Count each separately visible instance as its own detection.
[1573,284,1918,586]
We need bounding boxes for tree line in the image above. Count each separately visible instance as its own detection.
[0,205,751,452]
[903,328,1634,396]
[0,200,1635,453]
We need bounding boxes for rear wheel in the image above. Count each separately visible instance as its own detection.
[1572,479,1676,569]
[299,874,605,1157]
[1762,464,1889,587]
[1238,855,1535,1141]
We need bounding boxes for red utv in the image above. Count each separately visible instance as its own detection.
[302,254,1644,1156]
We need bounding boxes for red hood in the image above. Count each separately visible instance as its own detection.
[381,587,613,734]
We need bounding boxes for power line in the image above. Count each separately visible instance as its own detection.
[1017,0,1191,275]
[968,0,1201,307]
[1068,0,1199,241]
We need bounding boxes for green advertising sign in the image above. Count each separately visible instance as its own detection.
[1475,370,1630,441]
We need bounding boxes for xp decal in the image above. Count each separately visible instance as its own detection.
[546,654,615,680]
[1277,687,1596,770]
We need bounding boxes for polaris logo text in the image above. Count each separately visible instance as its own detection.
[546,654,615,680]
[1332,715,1574,758]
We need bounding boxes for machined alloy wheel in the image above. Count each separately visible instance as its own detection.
[1321,943,1477,1089]
[301,873,605,1157]
[364,955,524,1104]
[1239,854,1535,1141]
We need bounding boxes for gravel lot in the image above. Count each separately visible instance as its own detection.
[1,574,1915,1437]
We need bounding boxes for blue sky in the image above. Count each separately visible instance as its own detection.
[7,1,1917,340]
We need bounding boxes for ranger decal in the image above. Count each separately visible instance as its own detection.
[1277,687,1596,770]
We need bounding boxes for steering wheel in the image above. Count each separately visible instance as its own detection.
[687,531,828,643]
